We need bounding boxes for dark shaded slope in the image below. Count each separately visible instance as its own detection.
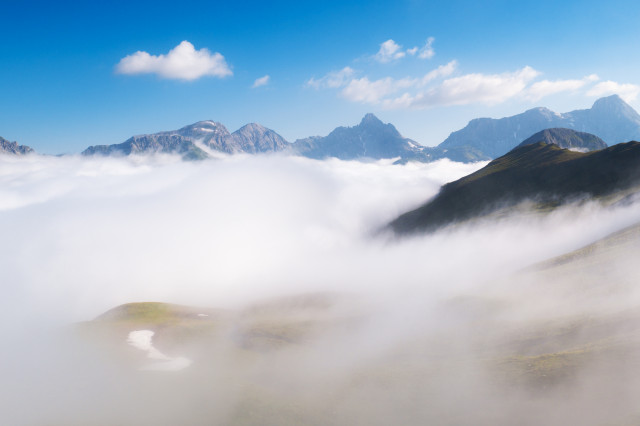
[389,141,640,235]
[517,128,607,151]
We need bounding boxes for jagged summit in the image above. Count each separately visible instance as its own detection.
[0,136,34,155]
[291,114,431,161]
[360,113,384,126]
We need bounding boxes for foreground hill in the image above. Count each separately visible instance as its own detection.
[0,136,34,155]
[69,220,640,425]
[388,141,640,235]
[438,95,640,158]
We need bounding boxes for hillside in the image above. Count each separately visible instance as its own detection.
[388,141,640,235]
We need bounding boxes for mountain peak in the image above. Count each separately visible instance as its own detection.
[516,128,607,152]
[360,113,383,126]
[591,94,637,115]
[237,122,268,132]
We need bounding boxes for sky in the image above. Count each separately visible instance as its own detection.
[2,0,640,154]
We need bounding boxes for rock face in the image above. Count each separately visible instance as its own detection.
[388,141,640,235]
[290,113,434,161]
[516,128,607,152]
[438,95,640,158]
[83,121,290,160]
[0,136,34,155]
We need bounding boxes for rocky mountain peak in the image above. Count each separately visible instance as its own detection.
[591,95,639,118]
[359,113,383,126]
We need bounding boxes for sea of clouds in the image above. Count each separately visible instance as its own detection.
[2,152,640,424]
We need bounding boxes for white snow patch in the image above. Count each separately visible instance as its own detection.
[127,330,191,371]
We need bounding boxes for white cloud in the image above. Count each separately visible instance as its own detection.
[387,66,540,108]
[341,76,414,104]
[374,39,406,63]
[306,67,355,89]
[339,61,458,105]
[418,37,435,59]
[587,80,640,103]
[325,62,536,109]
[526,74,599,101]
[406,47,418,56]
[419,60,458,85]
[115,40,232,81]
[252,75,270,88]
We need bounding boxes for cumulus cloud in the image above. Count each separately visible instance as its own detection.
[526,74,599,101]
[587,80,640,102]
[115,40,232,81]
[252,74,270,88]
[374,39,406,63]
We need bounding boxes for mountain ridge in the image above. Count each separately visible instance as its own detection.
[0,136,34,155]
[388,141,640,235]
[438,95,640,158]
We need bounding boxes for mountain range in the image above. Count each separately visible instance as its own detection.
[439,95,640,159]
[79,94,640,163]
[388,141,640,235]
[4,95,640,163]
[82,121,289,160]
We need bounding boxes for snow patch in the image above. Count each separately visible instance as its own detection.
[127,330,192,371]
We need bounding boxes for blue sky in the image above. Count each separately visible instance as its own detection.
[2,0,640,154]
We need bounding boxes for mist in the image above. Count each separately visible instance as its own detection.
[2,152,640,425]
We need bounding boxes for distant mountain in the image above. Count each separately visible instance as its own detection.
[290,113,434,161]
[388,141,640,235]
[516,128,607,152]
[0,136,34,155]
[438,95,640,158]
[230,123,289,153]
[83,121,289,160]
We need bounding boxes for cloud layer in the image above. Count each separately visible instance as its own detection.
[115,41,232,81]
[3,153,640,424]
